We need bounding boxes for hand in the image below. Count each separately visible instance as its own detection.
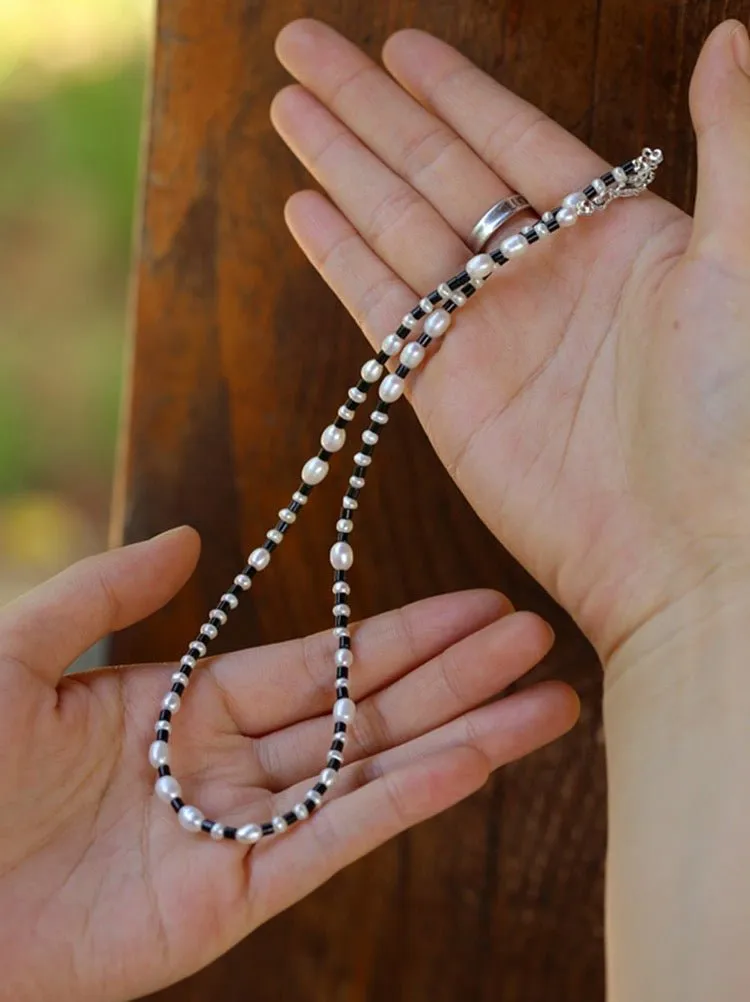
[270,18,750,664]
[0,526,576,1002]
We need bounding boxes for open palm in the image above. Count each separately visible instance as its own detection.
[272,19,750,662]
[0,527,575,1002]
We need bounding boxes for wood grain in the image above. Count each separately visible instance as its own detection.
[114,0,750,998]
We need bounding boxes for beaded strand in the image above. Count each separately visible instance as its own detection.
[148,149,663,845]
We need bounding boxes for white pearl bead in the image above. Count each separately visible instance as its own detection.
[210,822,225,841]
[466,253,494,280]
[221,592,239,609]
[451,290,467,307]
[370,409,389,424]
[155,719,172,734]
[249,547,271,570]
[349,475,365,489]
[201,622,218,640]
[379,374,405,403]
[294,803,309,820]
[354,452,371,467]
[333,697,356,724]
[336,518,353,533]
[562,191,586,209]
[333,626,350,638]
[321,424,346,452]
[234,573,251,591]
[437,282,453,300]
[149,740,170,768]
[209,608,228,626]
[334,729,348,745]
[534,222,550,239]
[424,308,451,338]
[556,206,578,227]
[592,177,607,195]
[419,297,434,313]
[381,334,402,356]
[361,430,379,447]
[500,233,528,258]
[320,768,337,786]
[335,648,353,667]
[162,692,181,713]
[301,457,329,485]
[171,671,189,687]
[278,507,296,524]
[330,541,354,571]
[338,405,354,422]
[342,496,358,509]
[181,654,196,669]
[613,166,627,184]
[348,386,366,403]
[401,313,417,330]
[292,491,308,505]
[272,816,288,833]
[155,775,182,802]
[360,359,383,383]
[190,640,207,658]
[399,342,425,369]
[266,529,283,545]
[236,823,263,844]
[178,805,204,832]
[307,789,323,806]
[332,603,351,618]
[332,580,351,595]
[328,749,344,763]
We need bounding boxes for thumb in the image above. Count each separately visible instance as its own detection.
[690,19,750,265]
[0,526,201,687]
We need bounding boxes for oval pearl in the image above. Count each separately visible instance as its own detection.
[320,768,337,786]
[301,457,329,485]
[210,823,225,841]
[360,359,384,383]
[236,823,263,845]
[466,253,494,280]
[149,740,170,769]
[178,805,204,832]
[500,233,528,258]
[248,547,270,570]
[155,775,182,803]
[399,342,425,369]
[335,648,353,668]
[556,206,578,228]
[162,692,181,713]
[380,334,402,356]
[330,541,354,571]
[424,308,451,338]
[333,697,356,724]
[320,424,346,452]
[379,374,405,403]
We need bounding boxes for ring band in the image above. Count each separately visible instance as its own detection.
[467,194,530,252]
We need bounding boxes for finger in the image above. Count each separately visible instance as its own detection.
[257,610,554,791]
[689,20,750,263]
[210,589,512,734]
[0,527,201,687]
[250,681,578,921]
[382,30,606,207]
[270,83,465,291]
[275,19,514,241]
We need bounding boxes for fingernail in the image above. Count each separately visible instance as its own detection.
[731,22,750,76]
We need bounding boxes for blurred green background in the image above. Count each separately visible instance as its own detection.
[0,0,150,603]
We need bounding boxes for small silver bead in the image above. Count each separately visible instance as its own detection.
[361,429,379,446]
[437,282,452,300]
[335,648,354,668]
[209,608,228,626]
[181,654,196,669]
[381,334,402,356]
[162,692,181,713]
[419,297,434,313]
[399,342,425,369]
[500,233,528,258]
[307,789,323,806]
[210,822,225,841]
[320,768,338,786]
[278,508,296,524]
[401,313,417,330]
[266,529,283,545]
[423,308,451,338]
[542,210,555,223]
[328,749,344,764]
[534,221,550,239]
[171,671,189,687]
[201,622,218,640]
[154,719,172,734]
[294,803,309,821]
[592,177,607,195]
[149,740,170,769]
[236,823,263,845]
[178,805,204,832]
[379,374,405,403]
[301,457,329,485]
[292,491,308,505]
[333,626,350,638]
[613,165,627,185]
[272,815,288,834]
[234,574,252,591]
[154,775,181,803]
[370,409,389,425]
[321,424,346,452]
[248,547,271,570]
[338,405,355,422]
[556,206,578,228]
[330,542,354,571]
[342,496,358,510]
[332,581,351,595]
[221,592,239,610]
[349,475,365,489]
[451,290,467,307]
[348,386,367,404]
[333,697,356,724]
[333,603,351,618]
[354,451,372,467]
[360,359,384,383]
[336,518,354,534]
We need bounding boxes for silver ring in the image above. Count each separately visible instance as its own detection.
[467,194,530,252]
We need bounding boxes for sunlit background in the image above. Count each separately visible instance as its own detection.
[0,0,151,604]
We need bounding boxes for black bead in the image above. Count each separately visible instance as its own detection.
[264,539,277,553]
[314,782,328,796]
[334,415,348,430]
[444,301,457,314]
[304,798,317,813]
[412,306,425,320]
[228,583,242,598]
[337,532,347,543]
[318,448,332,462]
[490,249,507,264]
[336,667,349,681]
[261,822,275,837]
[395,324,410,337]
[359,443,374,457]
[417,332,432,347]
[583,183,597,198]
[159,709,172,722]
[335,616,348,628]
[353,466,367,479]
[449,270,469,289]
[334,569,347,582]
[395,363,409,378]
[623,160,636,175]
[276,520,290,535]
[217,599,231,613]
[157,764,171,777]
[171,682,185,696]
[524,229,540,244]
[283,811,298,826]
[547,216,560,232]
[156,730,170,742]
[429,289,442,304]
[336,686,348,699]
[346,487,360,501]
[356,379,370,394]
[339,635,351,649]
[201,819,215,834]
[327,758,342,772]
[289,499,302,514]
[331,740,345,754]
[334,722,347,735]
[375,401,390,414]
[601,170,614,185]
[298,483,312,496]
[375,350,389,365]
[171,798,184,813]
[223,826,237,840]
[463,283,477,299]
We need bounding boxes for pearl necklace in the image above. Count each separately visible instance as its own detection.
[148,148,663,846]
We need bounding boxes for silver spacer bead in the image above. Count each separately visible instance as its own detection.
[294,803,309,821]
[333,603,351,618]
[210,823,225,841]
[332,581,351,595]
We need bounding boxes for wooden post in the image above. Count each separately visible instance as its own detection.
[115,1,739,998]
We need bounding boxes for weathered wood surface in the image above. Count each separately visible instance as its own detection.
[114,0,748,998]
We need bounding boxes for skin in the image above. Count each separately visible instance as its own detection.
[2,15,750,1002]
